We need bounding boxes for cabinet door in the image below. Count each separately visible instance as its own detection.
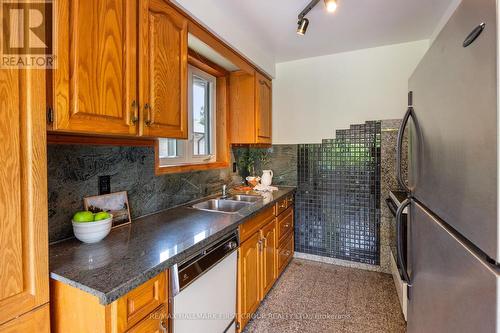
[229,71,256,144]
[140,0,188,138]
[255,72,272,143]
[115,272,166,332]
[53,0,138,135]
[261,219,277,297]
[0,68,49,324]
[237,232,261,331]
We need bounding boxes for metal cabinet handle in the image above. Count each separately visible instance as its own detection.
[160,319,168,333]
[144,103,153,126]
[397,93,414,193]
[396,198,412,289]
[279,202,286,208]
[131,100,138,124]
[284,223,290,228]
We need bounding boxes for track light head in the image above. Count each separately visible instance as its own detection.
[324,0,338,13]
[297,0,339,36]
[297,17,309,35]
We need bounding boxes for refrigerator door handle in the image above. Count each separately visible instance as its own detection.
[396,106,414,193]
[397,198,412,288]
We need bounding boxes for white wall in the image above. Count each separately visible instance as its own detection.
[272,40,429,144]
[172,0,276,77]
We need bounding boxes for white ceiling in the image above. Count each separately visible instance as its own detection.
[210,0,456,63]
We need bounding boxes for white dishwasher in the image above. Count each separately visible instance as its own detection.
[170,232,238,333]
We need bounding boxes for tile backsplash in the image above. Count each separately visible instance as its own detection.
[47,144,297,243]
[47,145,236,243]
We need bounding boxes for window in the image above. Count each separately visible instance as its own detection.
[158,66,216,166]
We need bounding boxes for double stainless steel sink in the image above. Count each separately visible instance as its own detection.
[192,194,262,214]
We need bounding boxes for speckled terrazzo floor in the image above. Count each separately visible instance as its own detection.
[242,258,406,333]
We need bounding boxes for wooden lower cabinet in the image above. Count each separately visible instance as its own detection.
[0,304,50,333]
[115,273,166,332]
[237,198,294,332]
[51,271,168,333]
[237,231,261,330]
[260,220,277,297]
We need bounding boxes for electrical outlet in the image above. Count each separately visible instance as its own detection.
[98,175,111,195]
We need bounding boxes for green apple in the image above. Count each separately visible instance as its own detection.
[94,211,111,221]
[72,211,95,223]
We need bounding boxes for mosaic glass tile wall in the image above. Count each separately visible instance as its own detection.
[296,121,382,265]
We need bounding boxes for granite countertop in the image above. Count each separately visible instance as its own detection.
[49,186,296,305]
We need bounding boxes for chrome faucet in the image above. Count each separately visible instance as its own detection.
[221,184,228,199]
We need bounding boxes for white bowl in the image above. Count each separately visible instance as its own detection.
[72,216,113,244]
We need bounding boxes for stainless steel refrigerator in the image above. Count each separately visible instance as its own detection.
[396,0,500,332]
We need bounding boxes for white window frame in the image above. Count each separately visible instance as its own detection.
[158,65,217,166]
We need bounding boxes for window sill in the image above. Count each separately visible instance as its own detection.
[154,161,229,175]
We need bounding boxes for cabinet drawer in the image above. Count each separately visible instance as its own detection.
[277,234,294,275]
[116,272,167,332]
[277,207,293,244]
[275,198,288,216]
[240,206,275,242]
[126,304,168,333]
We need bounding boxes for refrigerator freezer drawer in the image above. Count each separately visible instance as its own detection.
[408,201,499,333]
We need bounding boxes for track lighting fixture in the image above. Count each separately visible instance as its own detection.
[297,17,310,35]
[297,0,338,35]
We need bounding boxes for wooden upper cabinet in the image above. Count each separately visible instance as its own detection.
[255,72,272,143]
[52,0,138,136]
[0,68,49,325]
[139,0,188,139]
[230,71,272,144]
[229,71,255,144]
